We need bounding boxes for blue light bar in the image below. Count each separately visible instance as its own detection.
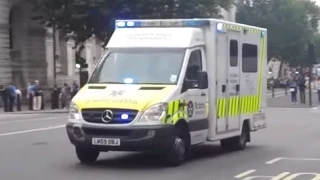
[115,19,210,28]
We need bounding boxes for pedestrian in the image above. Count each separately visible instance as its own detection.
[60,83,71,109]
[32,80,42,111]
[289,79,298,104]
[51,84,60,109]
[15,88,21,111]
[27,82,34,110]
[297,75,306,104]
[71,80,79,98]
[317,77,320,104]
[7,84,17,112]
[0,85,8,112]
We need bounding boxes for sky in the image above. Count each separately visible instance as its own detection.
[315,0,320,5]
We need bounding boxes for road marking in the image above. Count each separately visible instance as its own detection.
[234,169,256,178]
[0,125,65,137]
[266,157,283,164]
[266,157,320,164]
[0,117,58,125]
[282,173,320,180]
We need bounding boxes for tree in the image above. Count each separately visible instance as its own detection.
[236,0,320,66]
[29,0,234,46]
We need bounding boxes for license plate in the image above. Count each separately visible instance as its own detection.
[92,138,120,146]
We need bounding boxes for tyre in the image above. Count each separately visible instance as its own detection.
[166,125,190,166]
[220,122,249,151]
[76,147,100,164]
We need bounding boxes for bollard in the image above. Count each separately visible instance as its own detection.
[16,93,21,111]
[41,92,44,110]
[272,86,275,97]
[285,87,287,96]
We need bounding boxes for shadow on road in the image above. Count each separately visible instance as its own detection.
[72,143,261,170]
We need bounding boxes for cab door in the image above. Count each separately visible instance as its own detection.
[227,31,241,131]
[181,47,209,144]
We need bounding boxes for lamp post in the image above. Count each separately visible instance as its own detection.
[53,23,57,85]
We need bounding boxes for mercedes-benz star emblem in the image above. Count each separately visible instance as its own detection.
[101,110,113,123]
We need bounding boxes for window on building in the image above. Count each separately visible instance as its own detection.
[242,43,258,73]
[230,39,238,66]
[185,50,202,80]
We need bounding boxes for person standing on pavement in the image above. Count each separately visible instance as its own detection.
[71,80,79,98]
[0,85,8,112]
[51,84,60,109]
[32,80,42,111]
[27,82,34,110]
[289,79,298,104]
[60,83,71,109]
[7,84,17,112]
[297,75,306,104]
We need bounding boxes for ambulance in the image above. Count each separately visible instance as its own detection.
[66,18,267,166]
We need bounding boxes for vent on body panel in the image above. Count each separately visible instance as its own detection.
[88,86,107,89]
[139,87,165,90]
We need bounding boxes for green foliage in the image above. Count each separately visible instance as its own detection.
[236,0,320,66]
[29,0,234,45]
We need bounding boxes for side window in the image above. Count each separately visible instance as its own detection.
[230,40,238,67]
[242,43,258,73]
[185,50,202,80]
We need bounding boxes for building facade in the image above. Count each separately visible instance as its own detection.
[0,0,236,89]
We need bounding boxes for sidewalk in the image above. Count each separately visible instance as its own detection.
[0,103,68,114]
[268,92,320,108]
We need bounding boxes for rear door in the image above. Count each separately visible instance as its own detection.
[215,33,228,133]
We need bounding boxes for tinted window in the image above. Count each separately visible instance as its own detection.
[185,50,202,80]
[242,43,258,73]
[230,40,238,66]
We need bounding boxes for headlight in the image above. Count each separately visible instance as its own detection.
[68,102,80,121]
[135,103,167,125]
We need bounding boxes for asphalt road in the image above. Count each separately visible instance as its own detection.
[1,107,320,180]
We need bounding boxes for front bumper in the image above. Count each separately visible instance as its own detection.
[66,123,175,152]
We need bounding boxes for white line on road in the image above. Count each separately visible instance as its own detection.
[0,125,65,137]
[265,158,284,164]
[234,169,256,178]
[266,157,320,164]
[0,117,59,125]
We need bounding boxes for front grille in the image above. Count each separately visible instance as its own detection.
[83,127,132,137]
[81,108,138,124]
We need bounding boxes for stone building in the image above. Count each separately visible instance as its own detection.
[0,0,236,89]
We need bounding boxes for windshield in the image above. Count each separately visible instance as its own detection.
[89,49,185,85]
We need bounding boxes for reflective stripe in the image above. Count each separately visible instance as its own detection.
[165,99,188,124]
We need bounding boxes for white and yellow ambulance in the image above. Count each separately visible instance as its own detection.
[66,18,267,166]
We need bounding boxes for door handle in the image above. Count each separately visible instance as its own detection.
[236,84,240,92]
[222,85,226,93]
[201,92,206,96]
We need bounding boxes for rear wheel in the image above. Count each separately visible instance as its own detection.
[221,122,250,151]
[166,125,190,166]
[76,147,100,164]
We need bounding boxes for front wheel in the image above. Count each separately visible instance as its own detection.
[76,147,100,164]
[166,125,190,166]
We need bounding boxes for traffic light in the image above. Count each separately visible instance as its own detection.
[75,56,88,69]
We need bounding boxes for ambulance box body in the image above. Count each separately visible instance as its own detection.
[66,19,267,166]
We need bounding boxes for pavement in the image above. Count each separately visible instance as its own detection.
[0,108,320,180]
